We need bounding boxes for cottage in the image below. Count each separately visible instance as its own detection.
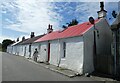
[7,44,13,54]
[111,13,120,76]
[6,37,29,56]
[34,2,112,74]
[34,18,112,74]
[7,41,21,54]
[19,32,44,58]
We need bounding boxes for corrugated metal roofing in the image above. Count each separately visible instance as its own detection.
[35,19,100,42]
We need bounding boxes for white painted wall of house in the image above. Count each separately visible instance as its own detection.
[18,45,25,56]
[49,40,60,66]
[31,43,39,59]
[83,26,94,73]
[23,44,30,58]
[12,46,16,54]
[95,18,112,55]
[38,42,48,62]
[83,18,112,73]
[59,37,84,74]
[31,42,48,62]
[7,46,13,53]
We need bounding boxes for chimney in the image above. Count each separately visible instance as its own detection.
[17,37,19,42]
[30,32,35,38]
[97,2,107,19]
[22,36,25,41]
[47,24,53,34]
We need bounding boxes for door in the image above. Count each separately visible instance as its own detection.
[47,43,50,62]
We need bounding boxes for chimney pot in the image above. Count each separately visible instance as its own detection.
[48,24,51,29]
[17,37,19,42]
[97,2,107,19]
[47,24,53,34]
[31,32,35,38]
[22,36,25,41]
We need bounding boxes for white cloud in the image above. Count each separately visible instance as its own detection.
[75,2,99,22]
[46,0,120,2]
[0,34,32,43]
[2,0,62,35]
[0,35,15,43]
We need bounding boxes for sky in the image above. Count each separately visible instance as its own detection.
[1,0,120,43]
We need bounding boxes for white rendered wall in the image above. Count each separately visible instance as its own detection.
[38,42,47,62]
[7,46,13,54]
[49,40,60,66]
[23,44,30,58]
[83,18,112,73]
[95,18,112,55]
[59,37,84,74]
[12,46,16,54]
[31,43,39,59]
[18,45,25,56]
[31,42,47,62]
[83,27,94,73]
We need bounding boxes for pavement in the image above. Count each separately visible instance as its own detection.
[28,59,78,77]
[27,57,117,81]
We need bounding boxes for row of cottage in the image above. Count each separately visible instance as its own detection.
[7,2,120,77]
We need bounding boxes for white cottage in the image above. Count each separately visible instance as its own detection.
[34,17,112,74]
[7,38,29,56]
[7,41,21,54]
[7,44,13,53]
[19,33,44,59]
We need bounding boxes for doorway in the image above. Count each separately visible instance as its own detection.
[47,43,50,62]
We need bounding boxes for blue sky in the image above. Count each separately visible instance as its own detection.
[1,0,120,43]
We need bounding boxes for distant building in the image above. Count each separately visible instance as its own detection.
[19,33,45,58]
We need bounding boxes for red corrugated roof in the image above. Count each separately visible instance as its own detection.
[35,19,100,42]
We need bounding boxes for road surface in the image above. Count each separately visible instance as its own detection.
[1,52,100,81]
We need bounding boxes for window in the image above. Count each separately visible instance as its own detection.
[62,42,66,58]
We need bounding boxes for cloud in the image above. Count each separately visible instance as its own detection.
[2,0,62,35]
[0,35,15,43]
[0,34,31,43]
[75,2,99,22]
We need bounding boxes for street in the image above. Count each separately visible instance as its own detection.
[0,52,114,81]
